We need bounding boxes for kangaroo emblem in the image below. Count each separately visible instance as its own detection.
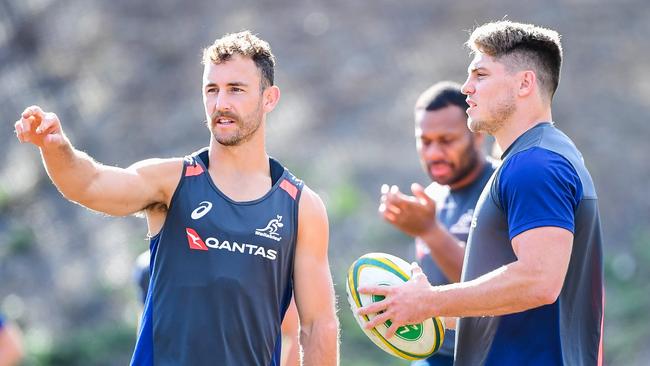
[255,215,284,241]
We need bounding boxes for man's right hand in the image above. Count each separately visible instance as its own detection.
[14,105,67,149]
[378,182,440,237]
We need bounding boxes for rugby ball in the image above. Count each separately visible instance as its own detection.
[346,252,445,360]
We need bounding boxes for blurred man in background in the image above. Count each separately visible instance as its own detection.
[0,314,23,366]
[361,20,604,365]
[15,31,339,366]
[378,82,496,366]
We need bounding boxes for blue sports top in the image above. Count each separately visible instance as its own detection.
[130,148,303,366]
[417,161,496,357]
[456,123,604,366]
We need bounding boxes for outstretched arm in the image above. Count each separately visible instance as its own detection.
[293,186,339,366]
[14,105,181,216]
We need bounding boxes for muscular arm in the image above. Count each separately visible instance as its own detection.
[293,187,339,366]
[360,226,572,336]
[431,227,572,317]
[15,106,181,216]
[43,147,181,216]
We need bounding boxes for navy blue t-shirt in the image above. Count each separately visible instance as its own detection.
[498,147,583,239]
[456,122,604,366]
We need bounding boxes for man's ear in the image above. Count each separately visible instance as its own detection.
[263,85,281,113]
[518,70,537,97]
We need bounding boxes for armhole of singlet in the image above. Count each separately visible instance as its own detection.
[289,179,304,286]
[148,156,194,239]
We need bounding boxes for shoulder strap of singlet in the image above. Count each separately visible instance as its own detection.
[278,168,304,202]
[182,147,209,178]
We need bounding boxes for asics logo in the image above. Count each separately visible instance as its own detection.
[191,201,213,220]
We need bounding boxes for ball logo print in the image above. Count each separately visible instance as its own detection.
[371,292,425,342]
[346,252,445,360]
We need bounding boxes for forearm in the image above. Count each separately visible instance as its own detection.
[419,225,465,282]
[300,318,339,366]
[40,140,102,204]
[431,260,556,318]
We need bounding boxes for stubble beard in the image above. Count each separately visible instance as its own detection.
[446,140,481,187]
[468,94,516,135]
[210,103,263,147]
[428,136,480,187]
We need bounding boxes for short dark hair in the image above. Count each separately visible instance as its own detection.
[467,21,563,100]
[202,31,275,88]
[415,81,468,112]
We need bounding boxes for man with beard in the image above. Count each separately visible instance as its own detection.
[379,81,496,366]
[14,31,339,366]
[361,21,604,365]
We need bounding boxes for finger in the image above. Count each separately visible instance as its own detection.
[390,185,400,194]
[22,105,44,119]
[357,300,388,317]
[364,311,392,330]
[382,211,397,223]
[22,108,43,131]
[411,261,423,274]
[385,322,401,339]
[379,203,399,217]
[19,115,34,133]
[411,183,433,205]
[358,285,391,296]
[21,108,33,119]
[14,121,25,142]
[36,112,58,134]
[383,203,401,216]
[380,184,389,195]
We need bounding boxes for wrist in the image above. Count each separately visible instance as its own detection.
[419,222,447,246]
[40,135,72,155]
[425,284,443,316]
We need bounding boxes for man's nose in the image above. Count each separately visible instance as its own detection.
[424,142,445,160]
[214,92,232,111]
[461,77,474,95]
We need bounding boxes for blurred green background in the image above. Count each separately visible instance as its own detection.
[1,0,649,365]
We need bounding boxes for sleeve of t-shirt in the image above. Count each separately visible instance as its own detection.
[498,147,583,240]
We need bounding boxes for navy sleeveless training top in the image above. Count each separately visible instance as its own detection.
[130,148,303,366]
